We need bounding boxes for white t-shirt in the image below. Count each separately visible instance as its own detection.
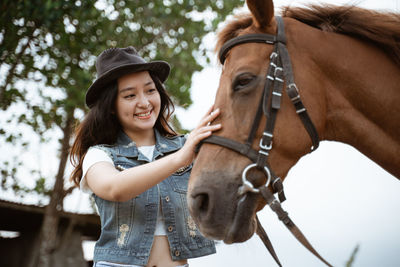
[80,145,166,236]
[80,147,113,193]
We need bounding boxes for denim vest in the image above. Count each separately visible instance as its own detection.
[92,130,216,265]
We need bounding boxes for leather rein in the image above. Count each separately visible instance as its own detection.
[198,16,332,267]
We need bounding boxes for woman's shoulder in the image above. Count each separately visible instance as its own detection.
[90,143,114,150]
[86,145,113,159]
[87,144,116,161]
[90,143,118,152]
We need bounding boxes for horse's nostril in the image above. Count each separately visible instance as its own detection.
[193,193,209,216]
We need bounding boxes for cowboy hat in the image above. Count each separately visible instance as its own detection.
[85,46,170,107]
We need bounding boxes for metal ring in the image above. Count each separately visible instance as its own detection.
[241,163,272,193]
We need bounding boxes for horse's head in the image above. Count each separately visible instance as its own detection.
[188,0,326,244]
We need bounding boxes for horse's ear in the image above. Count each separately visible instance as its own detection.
[246,0,274,28]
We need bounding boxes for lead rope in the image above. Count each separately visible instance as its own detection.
[256,215,282,267]
[259,186,333,267]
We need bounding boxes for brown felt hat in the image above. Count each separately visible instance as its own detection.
[85,46,170,108]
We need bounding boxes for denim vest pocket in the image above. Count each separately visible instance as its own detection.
[105,160,137,249]
[115,198,136,249]
[171,164,192,193]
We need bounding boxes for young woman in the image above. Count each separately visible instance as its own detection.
[70,46,220,267]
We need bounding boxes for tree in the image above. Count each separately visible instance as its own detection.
[0,0,244,266]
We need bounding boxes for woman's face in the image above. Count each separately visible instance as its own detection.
[115,71,161,138]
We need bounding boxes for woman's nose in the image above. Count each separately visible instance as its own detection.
[137,94,150,108]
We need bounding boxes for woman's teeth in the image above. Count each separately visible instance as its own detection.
[136,111,151,118]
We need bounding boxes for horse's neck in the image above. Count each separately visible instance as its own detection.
[318,33,400,178]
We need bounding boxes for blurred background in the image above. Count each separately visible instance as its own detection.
[0,0,399,267]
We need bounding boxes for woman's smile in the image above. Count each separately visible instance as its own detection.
[135,109,153,120]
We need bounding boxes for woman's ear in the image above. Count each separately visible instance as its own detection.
[246,0,274,29]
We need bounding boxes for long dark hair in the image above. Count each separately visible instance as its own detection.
[69,71,177,186]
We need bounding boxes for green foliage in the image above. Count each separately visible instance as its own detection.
[33,177,52,196]
[0,0,244,198]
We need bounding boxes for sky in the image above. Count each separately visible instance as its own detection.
[2,0,399,266]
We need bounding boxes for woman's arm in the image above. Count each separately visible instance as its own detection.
[86,106,221,202]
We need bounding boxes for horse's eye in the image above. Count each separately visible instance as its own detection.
[233,73,256,91]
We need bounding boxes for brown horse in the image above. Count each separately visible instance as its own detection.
[188,0,400,262]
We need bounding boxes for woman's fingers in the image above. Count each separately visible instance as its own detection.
[192,122,221,135]
[205,104,215,116]
[186,105,222,147]
[198,105,214,122]
[191,124,221,144]
[201,123,222,133]
[209,108,220,121]
[199,107,220,127]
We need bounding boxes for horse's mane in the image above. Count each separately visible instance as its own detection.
[216,5,400,66]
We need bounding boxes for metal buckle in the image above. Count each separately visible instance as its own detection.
[288,83,299,93]
[259,139,272,151]
[259,132,273,151]
[238,163,272,196]
[288,84,301,103]
[291,95,300,102]
[274,67,283,76]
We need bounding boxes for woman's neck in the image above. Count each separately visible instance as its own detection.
[124,128,156,147]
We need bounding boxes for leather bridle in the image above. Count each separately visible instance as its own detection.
[197,16,332,267]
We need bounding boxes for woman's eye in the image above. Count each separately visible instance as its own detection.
[148,88,156,93]
[233,73,256,91]
[124,94,135,99]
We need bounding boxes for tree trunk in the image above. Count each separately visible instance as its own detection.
[36,111,74,267]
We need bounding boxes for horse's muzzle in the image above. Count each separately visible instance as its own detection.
[187,171,258,243]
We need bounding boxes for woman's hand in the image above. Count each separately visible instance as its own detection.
[176,105,221,167]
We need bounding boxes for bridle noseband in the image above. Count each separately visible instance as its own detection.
[197,17,332,267]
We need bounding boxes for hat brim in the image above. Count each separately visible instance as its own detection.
[85,61,170,108]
